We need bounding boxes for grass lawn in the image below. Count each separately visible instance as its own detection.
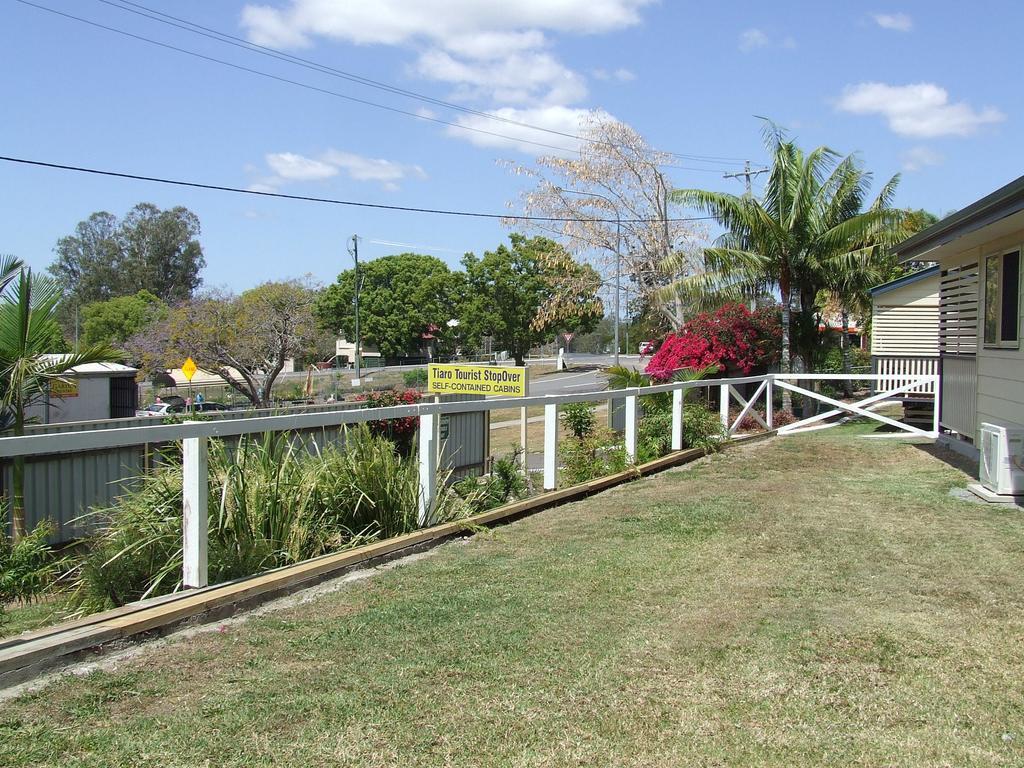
[0,602,64,640]
[4,426,1024,766]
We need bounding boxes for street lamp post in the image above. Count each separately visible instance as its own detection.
[556,187,622,366]
[348,234,361,383]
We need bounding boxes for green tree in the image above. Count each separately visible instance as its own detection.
[461,235,603,365]
[50,203,205,311]
[130,280,319,407]
[668,123,909,411]
[315,254,464,360]
[81,290,169,349]
[0,268,119,540]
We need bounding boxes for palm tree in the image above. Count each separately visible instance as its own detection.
[0,269,120,540]
[666,122,908,412]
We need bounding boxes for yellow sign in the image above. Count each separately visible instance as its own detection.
[427,364,529,397]
[181,357,198,381]
[50,379,79,398]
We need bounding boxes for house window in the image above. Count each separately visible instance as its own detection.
[983,249,1020,347]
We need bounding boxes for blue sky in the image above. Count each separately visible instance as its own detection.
[1,0,1019,293]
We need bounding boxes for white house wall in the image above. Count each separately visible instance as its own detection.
[939,227,1024,440]
[871,274,940,356]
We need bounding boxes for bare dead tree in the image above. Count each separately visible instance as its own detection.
[504,113,705,332]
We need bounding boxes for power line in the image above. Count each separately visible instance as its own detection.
[15,0,745,173]
[0,155,719,224]
[97,0,749,168]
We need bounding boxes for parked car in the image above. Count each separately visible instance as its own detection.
[638,340,656,356]
[193,401,230,412]
[135,402,183,417]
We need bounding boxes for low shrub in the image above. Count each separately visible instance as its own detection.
[635,402,726,463]
[560,428,629,485]
[725,405,797,433]
[637,411,673,463]
[682,403,727,454]
[455,450,529,513]
[1,520,59,627]
[402,368,429,388]
[561,402,596,439]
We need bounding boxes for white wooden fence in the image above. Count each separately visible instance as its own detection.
[0,372,938,591]
[871,356,939,395]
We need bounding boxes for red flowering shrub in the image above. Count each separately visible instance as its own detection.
[645,303,781,381]
[354,388,422,453]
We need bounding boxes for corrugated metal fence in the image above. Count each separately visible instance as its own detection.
[4,395,488,543]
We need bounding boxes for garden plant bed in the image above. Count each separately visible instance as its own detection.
[3,424,1021,766]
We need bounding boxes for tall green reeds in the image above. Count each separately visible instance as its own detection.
[69,425,468,613]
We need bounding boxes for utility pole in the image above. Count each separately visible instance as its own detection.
[723,160,769,197]
[348,234,362,384]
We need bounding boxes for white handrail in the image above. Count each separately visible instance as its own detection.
[0,375,768,459]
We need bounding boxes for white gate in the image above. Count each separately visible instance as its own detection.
[772,373,940,438]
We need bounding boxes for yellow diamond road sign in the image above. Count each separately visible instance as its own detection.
[181,357,198,381]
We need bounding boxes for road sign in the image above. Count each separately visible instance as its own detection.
[427,363,528,397]
[563,332,575,342]
[181,357,198,382]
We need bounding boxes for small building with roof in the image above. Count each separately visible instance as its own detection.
[25,358,139,425]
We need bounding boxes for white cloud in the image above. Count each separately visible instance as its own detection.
[836,82,1006,137]
[240,0,654,133]
[321,150,427,183]
[254,149,427,190]
[738,29,795,52]
[443,30,547,61]
[901,146,943,172]
[873,12,913,31]
[266,152,338,181]
[738,28,769,52]
[241,1,654,48]
[593,67,636,81]
[447,106,614,155]
[415,48,587,106]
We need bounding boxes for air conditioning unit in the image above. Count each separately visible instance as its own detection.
[979,423,1024,496]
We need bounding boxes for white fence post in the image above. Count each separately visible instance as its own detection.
[519,405,528,469]
[418,412,437,526]
[766,377,774,430]
[543,402,558,490]
[624,391,639,462]
[182,431,208,589]
[671,387,684,451]
[719,382,730,430]
[931,374,940,437]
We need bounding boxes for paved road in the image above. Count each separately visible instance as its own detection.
[527,354,646,396]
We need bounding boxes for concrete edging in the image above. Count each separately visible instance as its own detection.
[0,430,775,688]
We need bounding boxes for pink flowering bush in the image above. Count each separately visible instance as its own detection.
[645,303,781,381]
